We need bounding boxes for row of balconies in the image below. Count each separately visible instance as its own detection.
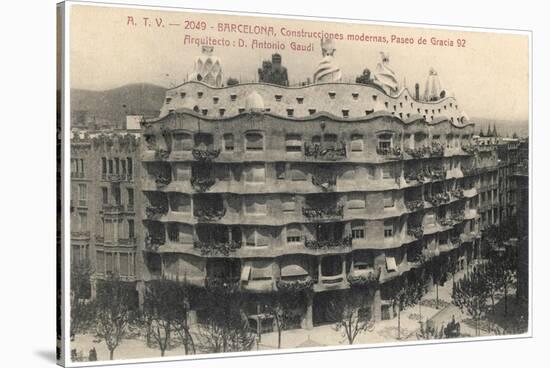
[145,220,479,258]
[156,235,475,293]
[142,141,476,164]
[94,235,137,246]
[144,167,471,195]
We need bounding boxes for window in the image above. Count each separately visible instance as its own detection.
[127,158,133,178]
[285,134,302,153]
[170,193,191,212]
[245,164,265,183]
[286,225,302,244]
[121,160,127,175]
[108,160,113,174]
[275,162,286,179]
[282,196,296,212]
[348,192,366,209]
[114,158,120,174]
[425,213,436,225]
[96,251,105,273]
[79,212,88,231]
[244,197,267,215]
[78,184,87,202]
[101,158,107,176]
[378,133,393,151]
[351,221,365,239]
[106,252,114,274]
[245,132,264,151]
[119,253,130,276]
[351,134,364,152]
[382,165,393,179]
[384,221,393,238]
[127,188,134,209]
[113,187,121,205]
[173,132,193,151]
[174,163,191,181]
[223,133,234,151]
[128,220,135,239]
[194,133,213,149]
[244,228,269,247]
[323,134,338,149]
[102,187,108,205]
[383,191,395,208]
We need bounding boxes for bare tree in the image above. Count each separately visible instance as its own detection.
[195,289,255,353]
[70,259,95,340]
[328,290,371,345]
[94,276,136,360]
[452,267,490,336]
[390,278,418,340]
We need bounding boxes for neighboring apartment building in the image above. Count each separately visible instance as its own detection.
[69,130,143,299]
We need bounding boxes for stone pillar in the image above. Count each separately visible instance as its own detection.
[90,277,97,300]
[372,288,382,322]
[317,257,323,283]
[301,293,314,330]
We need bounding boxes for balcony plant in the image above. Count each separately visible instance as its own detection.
[451,188,465,199]
[194,207,227,222]
[377,146,403,159]
[302,205,344,220]
[194,240,241,256]
[154,174,171,187]
[205,276,241,294]
[145,205,168,219]
[304,235,352,250]
[407,226,424,239]
[427,192,451,206]
[430,142,444,157]
[190,176,216,192]
[156,148,170,160]
[276,277,315,293]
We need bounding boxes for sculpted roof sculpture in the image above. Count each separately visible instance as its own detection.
[373,52,399,96]
[188,46,223,87]
[313,38,342,83]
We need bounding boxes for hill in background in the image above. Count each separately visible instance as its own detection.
[71,83,166,129]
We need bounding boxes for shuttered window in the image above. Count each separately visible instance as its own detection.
[348,192,366,209]
[245,132,264,151]
[351,134,364,152]
[383,191,395,208]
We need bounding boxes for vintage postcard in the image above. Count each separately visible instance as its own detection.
[57,1,531,366]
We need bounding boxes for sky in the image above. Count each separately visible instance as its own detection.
[69,4,529,122]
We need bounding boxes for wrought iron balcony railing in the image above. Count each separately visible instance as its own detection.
[192,148,221,162]
[145,234,165,251]
[194,240,241,256]
[190,176,216,192]
[276,277,314,293]
[377,146,403,159]
[194,207,226,222]
[304,236,352,250]
[311,173,336,190]
[407,226,424,239]
[205,277,241,293]
[405,199,424,212]
[427,192,451,207]
[145,205,168,219]
[154,175,171,187]
[304,142,347,160]
[302,205,344,220]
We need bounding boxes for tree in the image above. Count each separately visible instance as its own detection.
[70,259,95,340]
[500,251,518,316]
[452,267,490,336]
[484,255,504,313]
[390,278,418,340]
[136,279,191,357]
[327,290,372,345]
[94,276,136,360]
[195,289,255,353]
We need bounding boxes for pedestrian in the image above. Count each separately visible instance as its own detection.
[88,347,97,361]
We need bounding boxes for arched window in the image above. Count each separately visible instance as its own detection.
[245,131,264,151]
